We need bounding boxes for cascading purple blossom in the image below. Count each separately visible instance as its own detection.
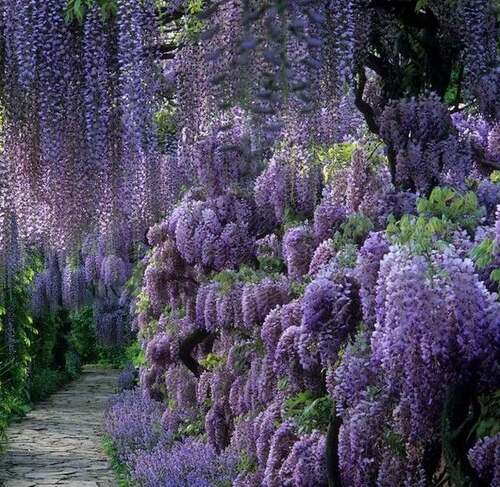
[173,194,254,271]
[263,421,298,487]
[301,273,358,367]
[0,0,167,250]
[283,226,315,280]
[279,432,327,486]
[467,434,500,485]
[255,143,321,224]
[354,231,389,327]
[372,246,499,443]
[313,193,346,242]
[380,95,473,192]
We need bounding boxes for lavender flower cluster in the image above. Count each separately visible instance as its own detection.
[121,118,500,486]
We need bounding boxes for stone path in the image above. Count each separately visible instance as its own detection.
[0,367,120,487]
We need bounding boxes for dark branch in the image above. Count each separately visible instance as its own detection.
[364,53,389,79]
[354,68,379,135]
[151,42,180,60]
[370,0,438,32]
[479,156,500,171]
[441,381,487,487]
[156,5,186,24]
[179,328,216,377]
[326,410,343,487]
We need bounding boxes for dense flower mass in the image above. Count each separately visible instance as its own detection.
[104,389,169,462]
[0,0,167,250]
[131,438,239,487]
[467,434,500,485]
[2,1,500,486]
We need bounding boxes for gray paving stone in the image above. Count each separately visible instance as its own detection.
[0,368,120,486]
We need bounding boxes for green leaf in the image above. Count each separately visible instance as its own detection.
[471,238,495,269]
[490,268,500,283]
[74,0,84,22]
[491,171,500,184]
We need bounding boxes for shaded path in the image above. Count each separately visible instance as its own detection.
[0,367,120,487]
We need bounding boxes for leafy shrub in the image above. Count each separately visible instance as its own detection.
[416,187,484,233]
[64,350,82,380]
[334,213,374,250]
[124,341,145,368]
[102,436,132,487]
[29,368,66,403]
[68,306,96,363]
[284,391,333,434]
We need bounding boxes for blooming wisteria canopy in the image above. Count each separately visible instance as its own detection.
[0,0,499,486]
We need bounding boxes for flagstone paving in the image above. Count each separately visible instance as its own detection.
[0,367,120,487]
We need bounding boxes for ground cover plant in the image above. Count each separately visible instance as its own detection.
[0,0,499,485]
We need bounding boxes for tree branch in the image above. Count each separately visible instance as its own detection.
[156,5,186,24]
[441,382,487,487]
[326,410,343,487]
[179,328,216,377]
[151,42,181,60]
[354,68,379,135]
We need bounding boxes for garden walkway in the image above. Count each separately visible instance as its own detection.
[0,367,120,487]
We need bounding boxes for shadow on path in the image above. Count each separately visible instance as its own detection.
[0,367,120,487]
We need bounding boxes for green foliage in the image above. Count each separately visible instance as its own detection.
[0,259,40,447]
[92,340,142,369]
[490,268,500,284]
[335,243,359,269]
[290,277,311,298]
[64,349,82,379]
[473,390,500,439]
[93,346,127,368]
[180,0,205,40]
[199,353,225,371]
[0,389,31,448]
[282,207,306,232]
[471,238,496,269]
[387,214,452,254]
[212,266,263,295]
[67,306,96,363]
[155,101,177,146]
[388,187,486,255]
[228,340,265,375]
[28,369,67,403]
[0,261,39,400]
[65,0,117,23]
[124,340,145,367]
[126,253,148,298]
[313,142,356,184]
[136,291,150,314]
[237,450,258,474]
[383,429,406,456]
[333,213,374,250]
[490,170,500,184]
[471,237,500,287]
[277,377,289,391]
[102,436,132,487]
[26,307,86,403]
[257,255,285,275]
[443,65,463,106]
[416,187,484,234]
[176,417,205,439]
[284,391,333,434]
